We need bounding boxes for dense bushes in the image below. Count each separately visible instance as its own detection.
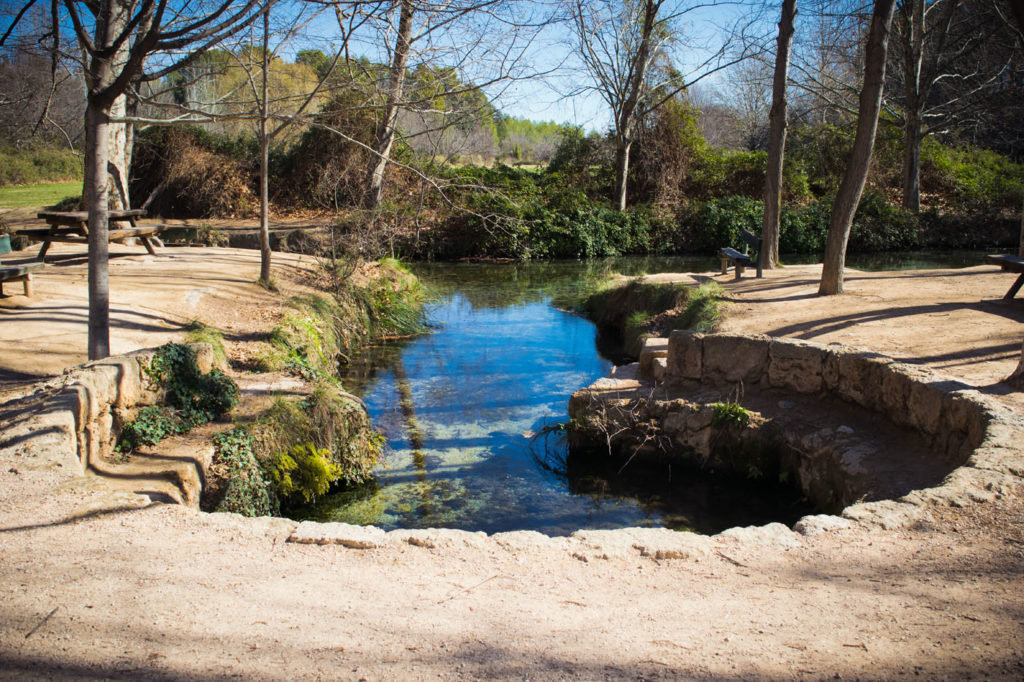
[123,108,1022,260]
[131,127,257,218]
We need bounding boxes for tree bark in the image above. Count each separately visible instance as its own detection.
[760,0,796,271]
[259,6,272,284]
[614,136,632,213]
[86,98,112,360]
[365,0,414,210]
[899,0,924,213]
[819,0,896,296]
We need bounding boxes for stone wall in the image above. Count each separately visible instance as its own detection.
[570,332,1024,529]
[666,331,991,467]
[0,345,215,505]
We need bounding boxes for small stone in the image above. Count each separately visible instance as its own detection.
[837,425,855,434]
[793,515,854,537]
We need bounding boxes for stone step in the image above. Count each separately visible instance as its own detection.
[86,430,216,509]
[638,337,669,381]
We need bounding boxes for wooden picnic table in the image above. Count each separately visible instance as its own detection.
[17,209,163,262]
[986,254,1024,300]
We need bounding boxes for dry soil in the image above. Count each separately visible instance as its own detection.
[2,240,1024,680]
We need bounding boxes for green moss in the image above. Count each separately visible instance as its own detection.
[259,262,426,375]
[269,443,342,503]
[253,384,384,490]
[184,321,229,370]
[580,279,724,358]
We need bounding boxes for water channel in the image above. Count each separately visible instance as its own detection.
[290,251,992,536]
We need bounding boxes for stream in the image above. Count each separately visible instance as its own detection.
[290,251,991,535]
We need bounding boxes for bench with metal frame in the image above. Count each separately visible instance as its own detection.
[719,228,763,279]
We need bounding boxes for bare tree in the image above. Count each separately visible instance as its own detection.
[819,0,897,296]
[350,0,543,209]
[365,0,415,208]
[568,0,667,212]
[760,0,796,271]
[567,0,744,212]
[3,0,265,360]
[888,0,1020,213]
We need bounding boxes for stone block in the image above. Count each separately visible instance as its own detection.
[842,499,923,529]
[793,514,854,537]
[836,350,893,410]
[768,338,824,394]
[638,337,669,380]
[667,330,703,380]
[388,528,489,549]
[822,345,843,391]
[288,521,387,549]
[701,333,770,386]
[717,523,800,548]
[651,357,668,382]
[968,445,1024,478]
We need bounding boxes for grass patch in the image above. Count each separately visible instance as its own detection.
[580,278,725,358]
[0,181,81,208]
[184,321,230,371]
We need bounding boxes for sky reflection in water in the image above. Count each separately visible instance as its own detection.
[290,254,986,535]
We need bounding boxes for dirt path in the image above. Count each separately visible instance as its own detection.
[2,247,1024,679]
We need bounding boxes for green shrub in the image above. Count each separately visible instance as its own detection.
[118,343,239,452]
[117,406,184,452]
[848,190,921,252]
[684,195,764,253]
[269,442,342,503]
[921,140,1024,215]
[211,428,275,517]
[713,401,751,428]
[252,385,384,490]
[688,148,766,200]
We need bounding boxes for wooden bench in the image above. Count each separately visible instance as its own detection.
[720,228,763,279]
[0,234,43,297]
[986,254,1024,300]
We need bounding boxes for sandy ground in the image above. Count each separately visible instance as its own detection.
[2,239,1024,680]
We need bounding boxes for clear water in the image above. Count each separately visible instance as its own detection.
[290,251,990,535]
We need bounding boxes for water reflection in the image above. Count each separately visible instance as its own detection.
[292,253,984,534]
[292,259,818,535]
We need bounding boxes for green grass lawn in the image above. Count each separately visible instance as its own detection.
[0,181,80,208]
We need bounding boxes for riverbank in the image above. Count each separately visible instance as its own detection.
[2,250,1024,678]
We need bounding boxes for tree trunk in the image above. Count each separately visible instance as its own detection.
[259,7,272,284]
[1007,339,1024,388]
[614,137,632,213]
[107,94,130,210]
[86,99,112,360]
[365,0,414,210]
[819,0,896,296]
[900,0,924,213]
[902,111,922,212]
[1018,196,1023,258]
[760,0,796,271]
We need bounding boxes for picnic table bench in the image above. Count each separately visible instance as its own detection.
[986,254,1024,300]
[0,234,43,296]
[720,228,763,279]
[16,209,164,262]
